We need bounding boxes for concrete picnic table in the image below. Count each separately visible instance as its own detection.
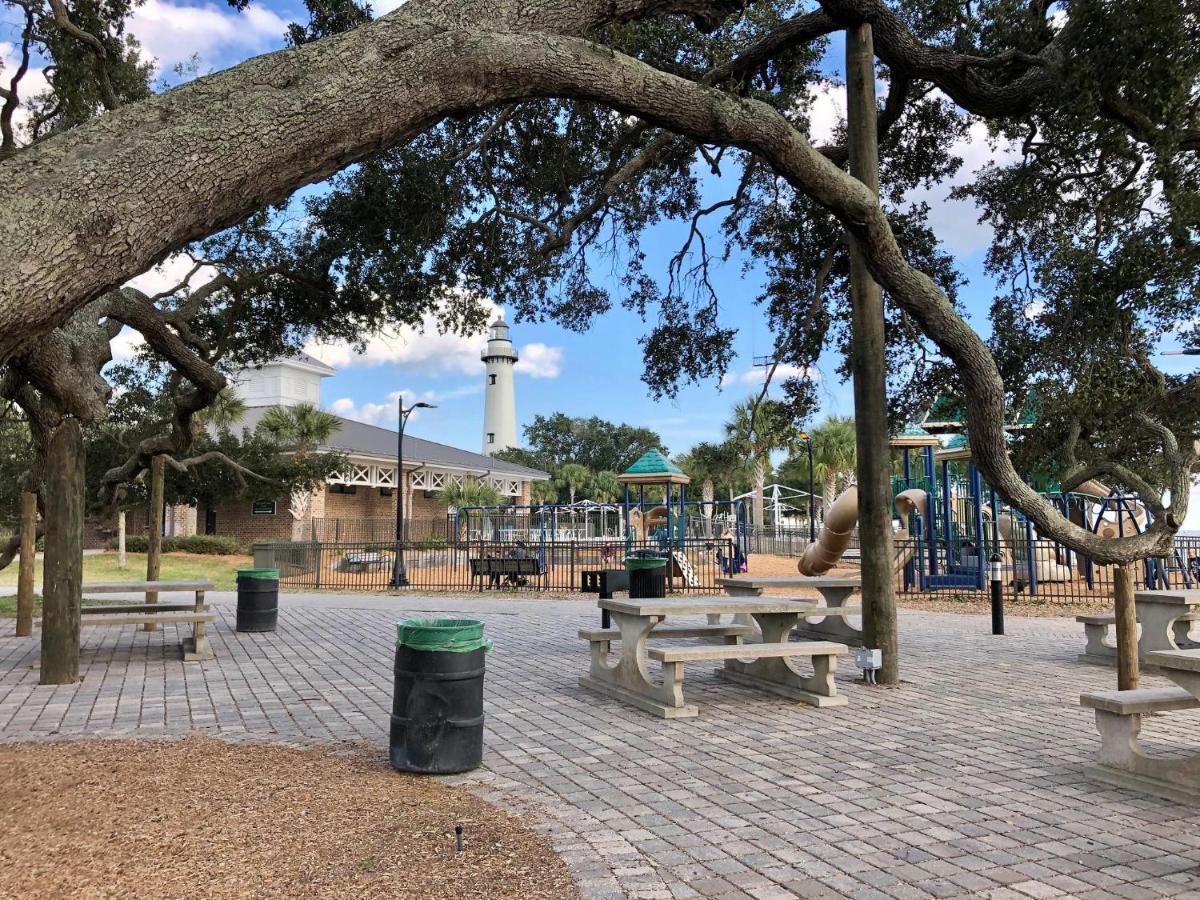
[1079,589,1200,666]
[715,576,863,646]
[579,595,848,719]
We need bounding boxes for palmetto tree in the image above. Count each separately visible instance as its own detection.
[809,416,858,514]
[195,389,247,434]
[677,441,734,527]
[440,479,504,510]
[258,403,341,461]
[530,480,558,506]
[590,470,621,503]
[725,399,800,530]
[555,462,592,505]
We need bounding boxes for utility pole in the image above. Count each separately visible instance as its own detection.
[846,22,899,685]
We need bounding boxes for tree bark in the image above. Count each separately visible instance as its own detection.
[846,21,898,685]
[1113,564,1139,691]
[40,419,83,685]
[145,454,164,630]
[752,458,766,531]
[16,490,36,637]
[117,510,126,570]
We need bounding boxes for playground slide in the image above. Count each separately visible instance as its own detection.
[1074,479,1149,537]
[993,507,1074,582]
[796,487,927,577]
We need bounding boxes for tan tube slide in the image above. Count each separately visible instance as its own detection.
[797,486,928,576]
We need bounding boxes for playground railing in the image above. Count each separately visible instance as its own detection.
[251,535,733,593]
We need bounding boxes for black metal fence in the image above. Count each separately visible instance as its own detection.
[253,536,737,593]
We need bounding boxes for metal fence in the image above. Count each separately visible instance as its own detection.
[254,536,737,593]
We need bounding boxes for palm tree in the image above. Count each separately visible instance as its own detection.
[441,479,504,511]
[195,389,247,434]
[258,402,341,461]
[590,470,621,503]
[725,398,800,530]
[677,442,732,529]
[530,480,558,506]
[555,462,592,505]
[809,416,858,514]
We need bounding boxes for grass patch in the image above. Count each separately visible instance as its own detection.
[0,594,39,617]
[0,551,252,592]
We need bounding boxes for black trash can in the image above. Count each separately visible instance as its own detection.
[236,568,279,633]
[626,555,668,599]
[390,619,490,774]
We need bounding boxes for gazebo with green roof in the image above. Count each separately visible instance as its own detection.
[618,449,691,554]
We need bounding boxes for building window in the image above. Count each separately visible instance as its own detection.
[329,483,357,495]
[487,433,495,444]
[379,487,394,497]
[489,374,497,385]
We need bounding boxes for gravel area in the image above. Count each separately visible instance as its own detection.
[0,737,577,899]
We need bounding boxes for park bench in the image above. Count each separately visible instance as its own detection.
[78,580,215,661]
[469,557,543,590]
[1079,682,1200,803]
[578,622,753,650]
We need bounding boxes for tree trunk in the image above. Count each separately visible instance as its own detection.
[40,419,83,685]
[752,458,766,531]
[847,22,899,686]
[145,454,164,630]
[822,472,838,514]
[16,490,36,637]
[702,479,714,537]
[1113,564,1139,690]
[117,510,126,570]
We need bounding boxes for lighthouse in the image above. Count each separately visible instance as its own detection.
[481,317,518,454]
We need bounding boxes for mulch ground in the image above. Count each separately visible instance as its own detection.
[0,738,578,899]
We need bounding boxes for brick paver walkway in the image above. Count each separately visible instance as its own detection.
[2,594,1199,899]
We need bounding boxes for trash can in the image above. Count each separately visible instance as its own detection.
[236,568,279,633]
[390,619,491,774]
[626,555,667,599]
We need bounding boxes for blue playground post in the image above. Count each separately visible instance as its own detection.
[969,462,985,589]
[924,446,938,578]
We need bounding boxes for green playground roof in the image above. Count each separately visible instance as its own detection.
[618,449,691,484]
[899,423,931,437]
[944,434,968,449]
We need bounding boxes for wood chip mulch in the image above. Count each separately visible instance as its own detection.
[0,737,578,899]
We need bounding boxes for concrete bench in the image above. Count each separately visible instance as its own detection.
[1078,606,1199,666]
[1079,687,1200,802]
[579,624,753,647]
[652,640,849,709]
[77,580,215,661]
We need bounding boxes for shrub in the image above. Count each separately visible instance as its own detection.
[109,534,245,555]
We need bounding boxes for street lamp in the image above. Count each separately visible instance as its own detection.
[798,431,815,542]
[390,399,436,588]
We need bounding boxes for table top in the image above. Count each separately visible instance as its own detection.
[717,576,862,588]
[600,596,815,617]
[1134,590,1200,606]
[1146,648,1200,673]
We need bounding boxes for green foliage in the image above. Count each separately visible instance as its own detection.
[590,470,622,503]
[257,403,342,452]
[500,413,665,474]
[112,534,245,555]
[555,462,592,504]
[439,479,505,510]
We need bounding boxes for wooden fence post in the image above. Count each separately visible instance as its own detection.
[145,455,164,631]
[117,510,126,570]
[40,420,83,685]
[16,491,36,637]
[1114,564,1139,690]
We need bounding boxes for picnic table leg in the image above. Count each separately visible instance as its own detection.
[717,612,847,707]
[794,586,863,646]
[181,589,214,662]
[579,611,696,718]
[1137,601,1193,657]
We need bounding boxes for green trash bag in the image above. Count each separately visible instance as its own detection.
[396,618,493,653]
[625,556,667,571]
[237,568,280,580]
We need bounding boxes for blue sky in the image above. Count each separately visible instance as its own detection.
[5,0,1196,483]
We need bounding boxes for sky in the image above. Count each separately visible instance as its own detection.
[4,0,1198,527]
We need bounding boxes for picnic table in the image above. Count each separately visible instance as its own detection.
[1078,589,1200,666]
[78,580,215,661]
[579,596,849,718]
[715,576,863,646]
[1081,647,1200,802]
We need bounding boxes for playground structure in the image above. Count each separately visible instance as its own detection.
[788,422,1196,597]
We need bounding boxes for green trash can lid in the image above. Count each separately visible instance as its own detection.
[237,568,279,580]
[396,618,492,653]
[625,556,667,570]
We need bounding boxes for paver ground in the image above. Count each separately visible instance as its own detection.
[2,593,1198,899]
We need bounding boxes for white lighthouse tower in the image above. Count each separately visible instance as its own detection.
[481,317,518,454]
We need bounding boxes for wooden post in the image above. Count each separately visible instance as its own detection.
[40,419,83,685]
[1114,563,1139,690]
[15,491,36,637]
[117,510,127,570]
[145,455,164,631]
[846,22,900,685]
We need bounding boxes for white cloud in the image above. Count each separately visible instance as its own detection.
[514,342,563,379]
[110,326,146,362]
[804,81,844,146]
[720,363,819,389]
[327,384,481,427]
[305,301,564,380]
[0,41,50,145]
[129,0,287,71]
[125,253,218,296]
[906,119,1022,257]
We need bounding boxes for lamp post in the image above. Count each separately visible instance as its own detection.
[798,432,816,542]
[390,399,436,588]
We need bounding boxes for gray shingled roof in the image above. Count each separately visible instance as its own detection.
[237,406,548,480]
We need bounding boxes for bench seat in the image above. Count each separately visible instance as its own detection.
[81,603,197,615]
[578,624,753,642]
[80,580,213,593]
[80,612,217,627]
[803,606,861,618]
[649,640,847,663]
[1080,687,1199,715]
